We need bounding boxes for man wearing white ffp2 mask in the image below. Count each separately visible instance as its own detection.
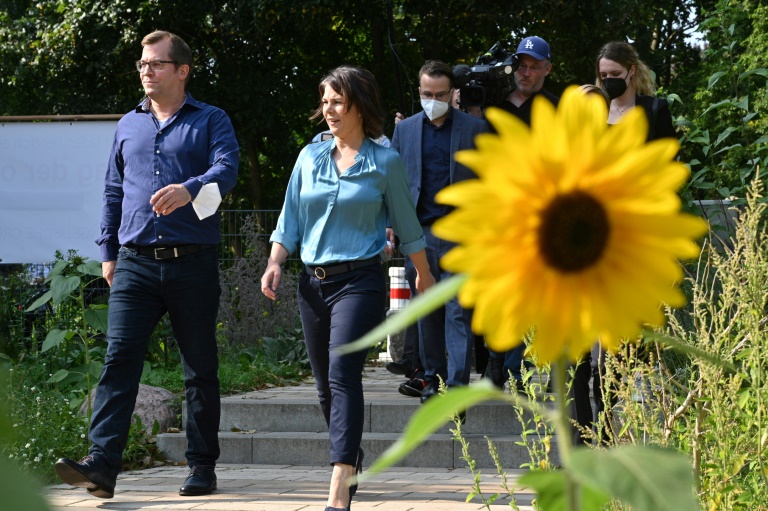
[390,60,490,405]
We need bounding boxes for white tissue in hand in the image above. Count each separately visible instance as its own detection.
[192,183,222,220]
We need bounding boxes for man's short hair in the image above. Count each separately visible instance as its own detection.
[418,60,455,86]
[141,30,193,85]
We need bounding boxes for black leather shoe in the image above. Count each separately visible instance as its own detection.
[482,356,507,389]
[420,380,440,404]
[179,465,217,496]
[349,447,364,497]
[55,456,117,499]
[385,359,412,376]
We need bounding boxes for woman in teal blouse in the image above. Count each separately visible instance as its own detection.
[261,65,434,511]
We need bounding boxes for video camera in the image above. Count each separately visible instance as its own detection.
[456,42,518,108]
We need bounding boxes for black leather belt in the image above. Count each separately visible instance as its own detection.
[304,257,380,280]
[125,244,210,260]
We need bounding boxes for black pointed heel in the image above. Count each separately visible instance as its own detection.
[348,448,364,498]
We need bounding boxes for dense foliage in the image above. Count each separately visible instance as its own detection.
[5,0,759,209]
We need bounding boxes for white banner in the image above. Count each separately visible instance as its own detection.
[0,120,118,264]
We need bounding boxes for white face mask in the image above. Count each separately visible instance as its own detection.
[420,98,450,121]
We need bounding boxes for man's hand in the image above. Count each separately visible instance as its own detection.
[415,271,436,294]
[385,228,396,257]
[102,260,117,287]
[150,184,192,216]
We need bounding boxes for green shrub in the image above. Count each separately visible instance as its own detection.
[1,364,89,483]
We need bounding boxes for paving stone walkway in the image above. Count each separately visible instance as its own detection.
[45,464,535,510]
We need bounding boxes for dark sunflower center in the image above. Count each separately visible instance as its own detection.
[538,191,610,272]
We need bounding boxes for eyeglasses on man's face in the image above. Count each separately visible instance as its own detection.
[517,64,546,73]
[135,60,178,73]
[419,89,452,101]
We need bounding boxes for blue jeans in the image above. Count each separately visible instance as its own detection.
[298,264,386,466]
[88,245,221,473]
[405,227,473,387]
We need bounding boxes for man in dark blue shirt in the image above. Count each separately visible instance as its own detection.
[55,30,239,499]
[391,61,489,405]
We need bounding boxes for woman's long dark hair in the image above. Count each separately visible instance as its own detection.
[311,65,385,139]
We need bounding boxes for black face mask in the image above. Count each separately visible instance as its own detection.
[602,77,628,100]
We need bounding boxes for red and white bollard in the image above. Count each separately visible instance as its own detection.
[382,266,411,362]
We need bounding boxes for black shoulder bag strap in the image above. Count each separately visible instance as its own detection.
[648,97,660,141]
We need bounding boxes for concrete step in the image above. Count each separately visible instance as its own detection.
[162,367,560,470]
[156,430,558,469]
[205,396,544,435]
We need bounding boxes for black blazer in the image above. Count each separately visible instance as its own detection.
[636,94,676,141]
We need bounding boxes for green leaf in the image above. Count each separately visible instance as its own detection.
[700,99,733,116]
[363,381,507,477]
[737,388,751,408]
[41,328,71,353]
[46,369,70,383]
[141,361,151,380]
[0,458,51,511]
[717,187,732,198]
[25,290,52,312]
[738,68,768,82]
[46,259,69,281]
[518,470,610,511]
[714,143,742,155]
[732,96,749,111]
[714,127,736,147]
[570,446,698,511]
[85,306,109,334]
[51,274,80,305]
[643,332,736,373]
[753,135,768,145]
[87,360,103,379]
[707,71,726,90]
[78,259,104,277]
[337,274,467,355]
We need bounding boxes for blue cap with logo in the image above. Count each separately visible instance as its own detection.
[516,36,551,61]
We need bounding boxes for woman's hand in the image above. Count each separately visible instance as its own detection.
[261,243,290,301]
[260,260,282,300]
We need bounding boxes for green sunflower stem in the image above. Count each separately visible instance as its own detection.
[553,354,579,511]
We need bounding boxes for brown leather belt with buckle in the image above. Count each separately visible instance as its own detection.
[125,244,211,260]
[304,257,380,280]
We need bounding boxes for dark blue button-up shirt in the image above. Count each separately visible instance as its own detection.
[417,110,453,225]
[97,94,239,261]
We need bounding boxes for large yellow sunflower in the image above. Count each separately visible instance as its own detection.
[432,86,708,362]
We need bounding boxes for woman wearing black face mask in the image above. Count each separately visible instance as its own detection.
[595,41,676,141]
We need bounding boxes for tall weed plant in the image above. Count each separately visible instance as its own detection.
[663,179,768,509]
[218,213,301,347]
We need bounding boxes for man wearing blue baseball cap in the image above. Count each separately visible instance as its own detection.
[499,35,559,126]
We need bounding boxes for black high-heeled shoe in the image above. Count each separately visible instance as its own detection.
[348,448,364,498]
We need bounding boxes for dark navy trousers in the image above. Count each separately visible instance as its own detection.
[298,264,386,466]
[405,227,473,386]
[88,245,221,473]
